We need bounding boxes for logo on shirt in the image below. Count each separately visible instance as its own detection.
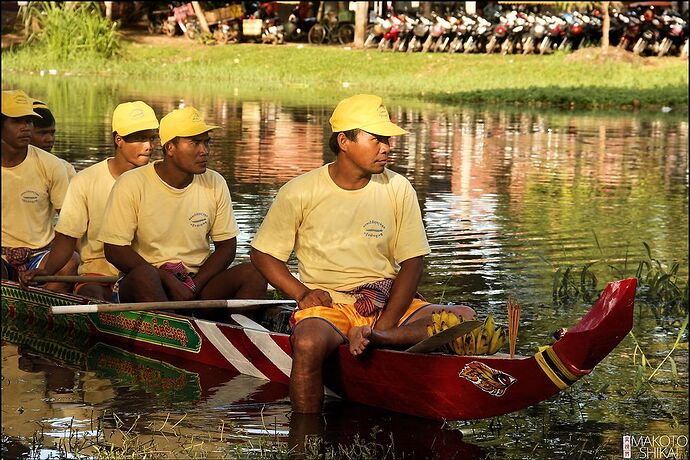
[363,220,385,238]
[21,190,40,203]
[189,212,208,228]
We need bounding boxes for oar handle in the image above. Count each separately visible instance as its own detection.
[52,299,296,315]
[34,275,120,284]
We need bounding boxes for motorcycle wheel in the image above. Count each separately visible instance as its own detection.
[378,38,390,51]
[522,37,534,55]
[501,38,512,55]
[407,37,417,53]
[421,35,433,53]
[213,29,228,45]
[463,37,474,54]
[486,36,497,54]
[657,38,671,57]
[538,37,550,55]
[338,23,355,45]
[392,37,402,52]
[308,24,325,44]
[632,38,646,56]
[163,22,177,37]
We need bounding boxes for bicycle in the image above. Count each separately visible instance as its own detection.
[308,10,355,45]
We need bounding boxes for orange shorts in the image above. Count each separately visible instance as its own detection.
[291,298,431,339]
[73,273,116,295]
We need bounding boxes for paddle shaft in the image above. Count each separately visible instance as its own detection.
[34,275,120,284]
[52,299,296,315]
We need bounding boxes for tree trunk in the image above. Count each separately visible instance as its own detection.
[602,1,610,51]
[104,1,112,20]
[354,2,369,48]
[191,1,210,34]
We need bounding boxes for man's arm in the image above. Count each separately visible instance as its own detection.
[375,256,424,330]
[104,242,192,301]
[193,237,236,293]
[20,232,77,285]
[250,248,332,309]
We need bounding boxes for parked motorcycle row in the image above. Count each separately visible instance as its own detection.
[147,2,355,46]
[363,6,689,58]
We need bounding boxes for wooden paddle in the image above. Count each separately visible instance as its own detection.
[34,275,120,284]
[52,299,296,315]
[405,320,482,354]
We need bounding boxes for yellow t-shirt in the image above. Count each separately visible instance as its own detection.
[1,145,70,249]
[55,158,118,276]
[62,160,77,181]
[251,164,430,304]
[98,161,240,273]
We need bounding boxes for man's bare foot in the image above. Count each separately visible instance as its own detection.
[348,325,373,356]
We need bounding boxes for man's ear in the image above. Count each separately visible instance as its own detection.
[337,132,349,151]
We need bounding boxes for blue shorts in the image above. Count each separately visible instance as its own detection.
[26,250,50,271]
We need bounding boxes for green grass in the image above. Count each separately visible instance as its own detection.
[3,36,688,112]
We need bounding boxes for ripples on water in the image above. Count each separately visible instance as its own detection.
[1,79,687,458]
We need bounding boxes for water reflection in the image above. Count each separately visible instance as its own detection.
[1,75,687,458]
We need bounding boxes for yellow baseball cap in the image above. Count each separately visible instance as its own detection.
[112,101,159,137]
[159,106,219,145]
[2,90,42,118]
[329,94,407,136]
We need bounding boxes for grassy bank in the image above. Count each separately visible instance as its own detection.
[2,35,688,112]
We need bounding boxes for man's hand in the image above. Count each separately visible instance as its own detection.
[296,288,332,309]
[159,269,195,301]
[19,268,50,287]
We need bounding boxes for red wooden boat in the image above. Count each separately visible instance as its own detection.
[1,278,637,421]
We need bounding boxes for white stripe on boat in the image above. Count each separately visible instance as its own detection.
[195,320,268,380]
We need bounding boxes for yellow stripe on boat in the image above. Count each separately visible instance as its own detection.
[534,345,578,390]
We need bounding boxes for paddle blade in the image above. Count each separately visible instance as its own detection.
[406,320,482,354]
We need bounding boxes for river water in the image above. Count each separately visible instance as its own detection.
[1,75,688,459]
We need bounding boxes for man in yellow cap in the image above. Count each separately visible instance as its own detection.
[250,94,476,414]
[1,89,77,291]
[30,99,77,180]
[98,106,267,312]
[21,101,160,300]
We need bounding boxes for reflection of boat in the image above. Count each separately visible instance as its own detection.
[1,278,636,420]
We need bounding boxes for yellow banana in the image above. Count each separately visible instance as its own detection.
[451,335,465,355]
[488,326,506,354]
[426,324,434,337]
[475,330,489,355]
[464,332,476,356]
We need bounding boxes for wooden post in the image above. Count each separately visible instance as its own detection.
[354,1,369,48]
[601,1,610,51]
[191,1,210,33]
[104,1,113,20]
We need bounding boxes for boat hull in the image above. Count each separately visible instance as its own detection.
[1,278,637,420]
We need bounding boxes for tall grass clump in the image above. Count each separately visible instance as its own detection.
[19,2,120,61]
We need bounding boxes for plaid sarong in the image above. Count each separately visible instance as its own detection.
[346,279,394,316]
[1,245,51,273]
[159,261,197,293]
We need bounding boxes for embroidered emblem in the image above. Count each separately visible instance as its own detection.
[459,361,516,397]
[362,220,385,238]
[189,212,208,228]
[21,190,39,203]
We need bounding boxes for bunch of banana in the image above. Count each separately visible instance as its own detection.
[427,309,464,354]
[468,314,506,355]
[426,310,507,356]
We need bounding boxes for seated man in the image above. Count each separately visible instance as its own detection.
[21,101,160,300]
[30,99,76,180]
[1,89,77,292]
[250,94,476,414]
[99,106,267,317]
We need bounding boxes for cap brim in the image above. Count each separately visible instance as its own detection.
[2,109,42,118]
[360,120,407,136]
